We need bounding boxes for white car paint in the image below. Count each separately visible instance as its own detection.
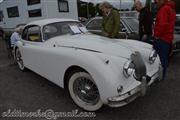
[15,18,162,111]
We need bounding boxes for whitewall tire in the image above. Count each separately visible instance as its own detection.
[68,71,103,111]
[15,48,25,71]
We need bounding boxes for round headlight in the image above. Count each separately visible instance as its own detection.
[123,60,135,78]
[149,50,157,64]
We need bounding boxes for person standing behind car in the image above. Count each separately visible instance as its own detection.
[99,2,120,38]
[153,0,176,80]
[134,0,153,42]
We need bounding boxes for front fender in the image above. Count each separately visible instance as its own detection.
[64,51,137,104]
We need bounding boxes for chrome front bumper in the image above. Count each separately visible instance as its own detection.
[107,84,142,107]
[107,68,162,108]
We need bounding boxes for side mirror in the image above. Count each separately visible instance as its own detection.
[122,28,127,32]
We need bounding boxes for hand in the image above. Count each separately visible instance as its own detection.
[103,32,109,37]
[142,34,148,41]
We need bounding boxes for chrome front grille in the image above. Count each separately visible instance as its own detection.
[131,51,147,81]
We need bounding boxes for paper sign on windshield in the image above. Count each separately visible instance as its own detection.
[69,25,82,34]
[79,27,88,33]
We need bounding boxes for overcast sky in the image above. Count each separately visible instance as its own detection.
[81,0,146,9]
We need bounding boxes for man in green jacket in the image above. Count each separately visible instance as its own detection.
[99,2,120,38]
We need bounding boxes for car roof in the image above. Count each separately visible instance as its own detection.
[89,16,137,20]
[85,16,137,25]
[27,18,79,26]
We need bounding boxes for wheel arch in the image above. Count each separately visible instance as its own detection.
[63,65,88,90]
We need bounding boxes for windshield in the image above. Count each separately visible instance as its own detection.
[122,18,139,32]
[43,21,87,40]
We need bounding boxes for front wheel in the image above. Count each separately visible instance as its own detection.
[15,48,25,71]
[68,71,103,111]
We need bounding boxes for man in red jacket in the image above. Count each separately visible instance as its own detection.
[153,0,176,80]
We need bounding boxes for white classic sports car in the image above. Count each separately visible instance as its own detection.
[14,18,162,111]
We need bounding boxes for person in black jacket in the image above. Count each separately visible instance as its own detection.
[135,0,153,42]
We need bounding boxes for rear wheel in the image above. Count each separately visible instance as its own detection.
[15,48,25,71]
[68,71,103,111]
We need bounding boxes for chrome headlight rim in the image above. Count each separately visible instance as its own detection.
[149,50,157,64]
[123,60,135,78]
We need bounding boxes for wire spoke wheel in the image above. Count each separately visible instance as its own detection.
[73,77,99,104]
[68,71,103,111]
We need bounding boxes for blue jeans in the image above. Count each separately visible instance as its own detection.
[154,39,171,80]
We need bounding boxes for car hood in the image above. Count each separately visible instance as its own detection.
[51,34,152,59]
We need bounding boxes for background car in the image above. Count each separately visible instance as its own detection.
[175,14,180,33]
[173,14,180,52]
[14,18,162,111]
[85,17,139,40]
